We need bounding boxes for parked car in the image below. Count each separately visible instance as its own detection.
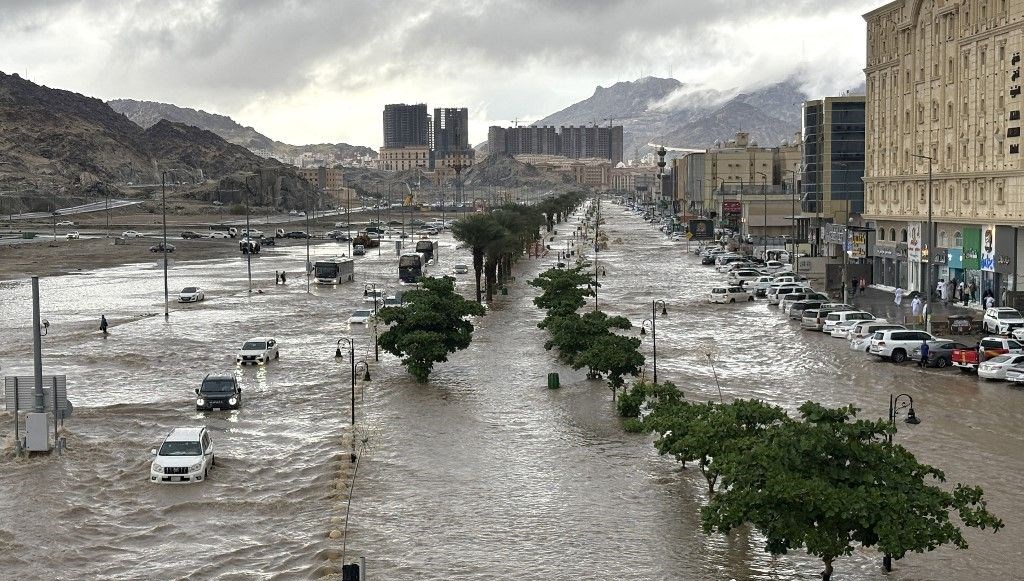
[284,231,310,239]
[787,300,825,320]
[780,292,829,314]
[983,307,1024,335]
[56,220,75,227]
[65,231,80,240]
[334,221,349,228]
[709,286,754,303]
[750,276,775,297]
[823,311,876,335]
[726,269,763,286]
[869,329,938,363]
[769,286,813,306]
[178,286,205,302]
[452,264,469,274]
[911,340,972,368]
[236,337,279,365]
[348,309,373,325]
[149,426,214,484]
[122,230,143,238]
[352,244,366,256]
[978,353,1024,380]
[849,322,905,352]
[952,337,1024,372]
[1003,363,1024,383]
[149,242,176,253]
[195,375,242,410]
[208,231,231,239]
[180,231,204,239]
[763,260,791,273]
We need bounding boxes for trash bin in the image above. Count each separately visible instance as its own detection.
[341,563,360,581]
[547,372,560,389]
[501,287,508,295]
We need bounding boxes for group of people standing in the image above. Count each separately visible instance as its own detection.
[934,278,996,308]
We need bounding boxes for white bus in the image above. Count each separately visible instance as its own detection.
[314,258,355,285]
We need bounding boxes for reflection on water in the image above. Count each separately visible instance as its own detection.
[1,215,1020,580]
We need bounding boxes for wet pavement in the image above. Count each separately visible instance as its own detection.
[1,204,1022,580]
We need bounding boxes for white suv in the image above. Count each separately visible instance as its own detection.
[983,307,1024,335]
[869,329,937,363]
[709,286,753,303]
[236,337,279,365]
[823,311,876,335]
[150,426,214,484]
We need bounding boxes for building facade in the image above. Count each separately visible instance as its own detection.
[295,167,345,191]
[486,124,624,164]
[378,146,431,171]
[802,97,866,224]
[383,104,430,148]
[864,0,1024,296]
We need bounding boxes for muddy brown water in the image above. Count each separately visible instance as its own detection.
[1,206,1021,580]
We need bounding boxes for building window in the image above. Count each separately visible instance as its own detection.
[1009,127,1021,137]
[901,229,908,243]
[998,186,1005,204]
[963,184,970,202]
[948,186,955,206]
[980,184,987,204]
[879,228,886,241]
[954,231,963,247]
[890,228,897,241]
[1011,110,1021,121]
[1011,144,1020,154]
[940,231,949,247]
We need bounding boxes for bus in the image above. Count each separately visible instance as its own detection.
[415,239,438,263]
[399,254,423,283]
[314,258,355,285]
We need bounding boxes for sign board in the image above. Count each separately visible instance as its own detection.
[4,375,70,414]
[850,231,867,259]
[722,201,742,213]
[907,222,922,261]
[688,219,714,241]
[823,224,847,245]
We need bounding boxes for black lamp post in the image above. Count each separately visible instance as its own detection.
[335,338,371,463]
[639,300,668,383]
[882,392,921,571]
[363,283,381,361]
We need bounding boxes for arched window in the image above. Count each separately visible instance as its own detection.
[879,228,886,241]
[901,229,908,243]
[939,231,949,247]
[890,228,897,240]
[954,231,963,247]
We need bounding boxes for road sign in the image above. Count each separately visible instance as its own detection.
[688,219,715,241]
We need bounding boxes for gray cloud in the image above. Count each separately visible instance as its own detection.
[0,0,878,144]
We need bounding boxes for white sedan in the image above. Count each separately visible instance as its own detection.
[348,309,373,325]
[66,231,80,240]
[977,354,1024,380]
[178,286,205,303]
[208,231,231,239]
[122,230,144,238]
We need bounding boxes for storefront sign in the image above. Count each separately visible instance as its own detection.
[875,241,897,258]
[907,222,922,261]
[932,247,948,265]
[722,201,742,213]
[981,225,996,272]
[850,231,867,259]
[995,226,1015,275]
[948,248,963,269]
[962,228,981,270]
[896,243,908,260]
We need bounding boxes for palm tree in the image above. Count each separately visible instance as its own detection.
[452,213,502,303]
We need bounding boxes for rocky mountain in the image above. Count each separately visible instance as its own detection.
[534,76,862,158]
[0,71,310,209]
[108,98,377,160]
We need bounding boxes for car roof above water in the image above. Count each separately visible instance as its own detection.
[165,426,204,442]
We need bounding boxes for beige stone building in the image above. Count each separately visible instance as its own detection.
[864,0,1024,295]
[295,167,344,191]
[378,146,431,171]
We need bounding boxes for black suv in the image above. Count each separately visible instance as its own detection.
[195,375,242,410]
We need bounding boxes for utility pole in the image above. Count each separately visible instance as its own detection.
[161,172,169,318]
[32,276,44,412]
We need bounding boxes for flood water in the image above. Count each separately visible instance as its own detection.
[1,204,1021,580]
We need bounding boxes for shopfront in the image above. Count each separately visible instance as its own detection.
[932,247,948,287]
[948,248,963,285]
[963,227,981,299]
[993,226,1016,301]
[873,241,907,288]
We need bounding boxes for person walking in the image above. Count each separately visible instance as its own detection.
[958,280,965,303]
[985,293,995,310]
[99,315,108,335]
[859,277,867,295]
[894,287,904,306]
[850,278,858,298]
[911,295,923,317]
[280,271,287,284]
[940,279,949,305]
[918,338,930,368]
[969,280,977,304]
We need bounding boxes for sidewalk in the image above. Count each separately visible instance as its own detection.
[847,286,983,329]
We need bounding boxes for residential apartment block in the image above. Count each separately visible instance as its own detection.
[864,0,1024,295]
[380,104,475,172]
[487,125,624,165]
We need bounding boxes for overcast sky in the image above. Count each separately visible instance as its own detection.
[0,0,878,148]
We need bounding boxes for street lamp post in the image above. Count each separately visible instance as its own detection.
[755,171,768,259]
[335,338,372,463]
[883,392,921,571]
[160,172,170,318]
[639,300,668,384]
[910,154,934,325]
[363,283,381,361]
[783,169,800,265]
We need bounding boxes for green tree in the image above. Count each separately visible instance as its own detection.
[643,399,788,495]
[529,265,594,318]
[575,331,644,395]
[452,213,503,303]
[376,276,486,382]
[539,310,630,369]
[702,402,1003,581]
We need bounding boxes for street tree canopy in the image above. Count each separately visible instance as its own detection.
[701,402,1003,581]
[376,276,486,382]
[529,265,595,319]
